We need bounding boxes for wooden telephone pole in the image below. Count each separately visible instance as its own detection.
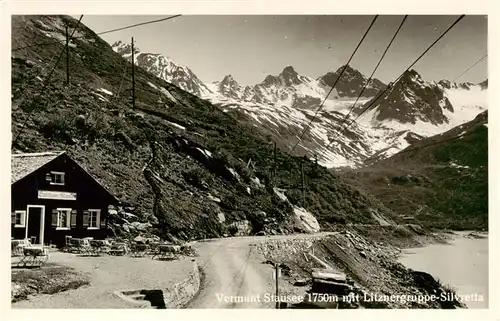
[65,26,69,85]
[131,37,135,109]
[272,142,277,184]
[301,156,305,207]
[275,263,280,309]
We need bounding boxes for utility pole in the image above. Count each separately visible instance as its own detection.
[131,37,135,109]
[275,263,280,309]
[273,142,277,184]
[65,26,69,85]
[301,156,305,207]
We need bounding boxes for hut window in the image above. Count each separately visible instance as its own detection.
[56,208,71,230]
[50,171,65,185]
[14,211,26,227]
[88,209,101,229]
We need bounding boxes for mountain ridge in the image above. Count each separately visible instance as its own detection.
[111,39,487,169]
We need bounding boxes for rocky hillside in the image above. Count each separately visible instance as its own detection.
[341,110,488,230]
[12,15,400,241]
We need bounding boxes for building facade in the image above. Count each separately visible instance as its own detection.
[11,151,118,247]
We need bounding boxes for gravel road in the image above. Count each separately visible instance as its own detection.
[187,232,335,308]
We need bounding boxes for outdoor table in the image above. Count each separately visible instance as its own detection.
[11,239,32,257]
[17,246,49,267]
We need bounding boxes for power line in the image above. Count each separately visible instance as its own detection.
[341,15,408,129]
[320,15,408,159]
[12,15,84,147]
[342,14,466,135]
[97,15,182,36]
[12,15,182,52]
[289,15,379,153]
[316,15,466,164]
[452,53,488,83]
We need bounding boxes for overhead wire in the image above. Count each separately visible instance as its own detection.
[289,15,379,153]
[317,15,408,162]
[317,14,466,163]
[343,14,466,132]
[452,53,488,83]
[12,15,182,52]
[12,15,84,147]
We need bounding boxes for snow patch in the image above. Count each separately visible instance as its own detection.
[98,88,113,96]
[196,147,212,158]
[92,92,109,102]
[227,167,242,182]
[449,161,470,169]
[166,121,185,130]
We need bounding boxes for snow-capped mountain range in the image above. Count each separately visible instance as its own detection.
[112,41,213,97]
[208,66,338,109]
[112,41,488,168]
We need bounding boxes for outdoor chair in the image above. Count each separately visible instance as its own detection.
[130,243,149,257]
[70,238,93,256]
[151,244,181,261]
[11,239,32,257]
[62,235,74,253]
[16,246,49,268]
[90,239,111,256]
[109,242,129,256]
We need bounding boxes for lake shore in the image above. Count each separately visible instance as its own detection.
[398,230,488,309]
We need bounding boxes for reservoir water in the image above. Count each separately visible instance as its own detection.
[398,232,488,309]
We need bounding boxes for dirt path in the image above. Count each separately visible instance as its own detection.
[187,232,335,308]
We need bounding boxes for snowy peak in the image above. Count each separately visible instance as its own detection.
[111,40,140,57]
[278,65,303,87]
[112,40,213,98]
[214,74,245,100]
[354,69,487,137]
[318,64,386,98]
[259,66,311,88]
[358,69,453,127]
[437,79,487,91]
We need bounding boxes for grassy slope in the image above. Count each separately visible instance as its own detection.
[340,111,488,230]
[11,15,395,240]
[11,263,91,302]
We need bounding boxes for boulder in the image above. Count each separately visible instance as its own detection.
[311,268,346,279]
[227,220,252,236]
[293,206,320,233]
[130,222,152,232]
[217,212,226,223]
[250,177,264,190]
[273,187,289,202]
[207,193,221,203]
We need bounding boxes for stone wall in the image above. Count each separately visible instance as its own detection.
[162,260,201,308]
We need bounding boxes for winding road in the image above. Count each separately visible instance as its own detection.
[186,233,335,309]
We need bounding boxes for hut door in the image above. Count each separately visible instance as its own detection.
[26,205,45,245]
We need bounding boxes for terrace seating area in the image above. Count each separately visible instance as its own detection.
[61,236,195,260]
[11,238,51,267]
[12,235,197,269]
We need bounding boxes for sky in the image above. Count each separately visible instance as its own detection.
[79,15,488,86]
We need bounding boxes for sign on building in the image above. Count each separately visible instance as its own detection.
[38,190,77,201]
